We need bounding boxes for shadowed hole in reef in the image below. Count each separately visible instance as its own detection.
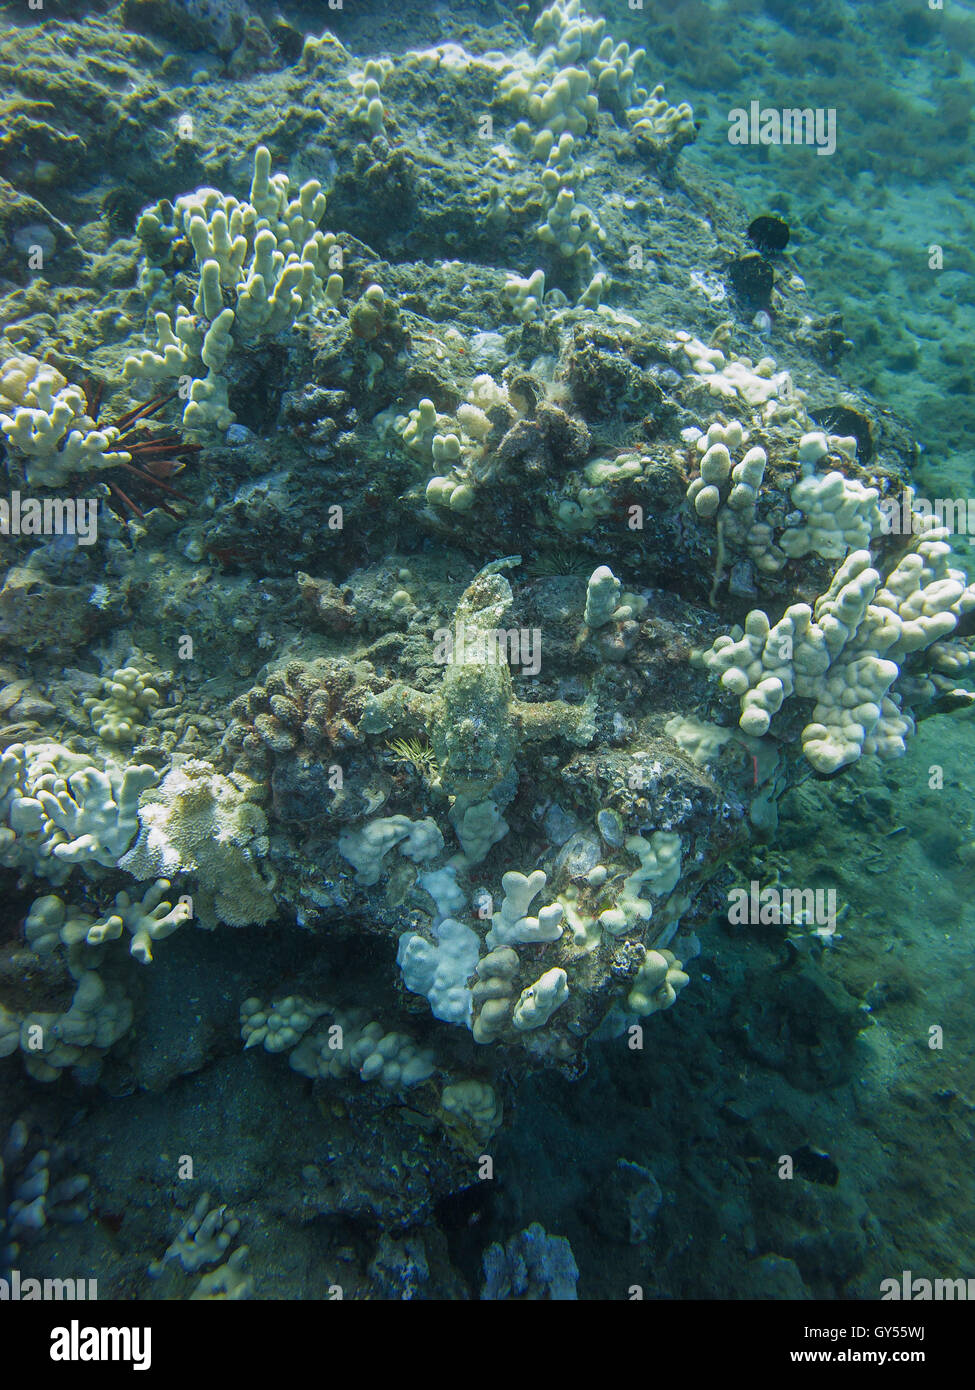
[435,1181,499,1294]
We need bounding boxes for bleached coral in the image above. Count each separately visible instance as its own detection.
[397,916,481,1026]
[0,1122,90,1264]
[471,946,521,1044]
[420,374,512,512]
[629,83,695,151]
[502,0,692,157]
[536,184,604,267]
[83,666,162,745]
[675,333,800,422]
[699,526,975,772]
[663,714,733,768]
[440,1080,503,1149]
[149,1194,241,1277]
[511,966,569,1031]
[239,992,435,1093]
[501,35,598,153]
[23,894,93,956]
[397,397,452,458]
[627,949,690,1016]
[687,416,880,574]
[12,968,133,1083]
[495,0,690,294]
[0,354,130,487]
[85,880,193,965]
[349,58,392,134]
[120,307,204,383]
[449,799,509,864]
[484,869,564,947]
[240,995,327,1053]
[26,880,192,965]
[118,760,275,927]
[685,420,785,577]
[599,832,683,935]
[504,269,547,323]
[0,741,155,884]
[779,471,882,560]
[289,1011,435,1090]
[190,1247,253,1300]
[338,814,444,886]
[584,564,622,628]
[127,145,339,429]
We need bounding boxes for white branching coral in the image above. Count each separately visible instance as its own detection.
[0,354,130,487]
[698,524,975,772]
[397,916,481,1026]
[1,962,133,1083]
[583,563,622,628]
[535,182,605,267]
[584,563,631,628]
[394,375,510,513]
[627,949,689,1016]
[598,832,683,935]
[686,417,887,590]
[471,946,521,1044]
[127,145,340,429]
[86,881,193,964]
[502,0,693,158]
[494,0,690,292]
[686,420,785,573]
[504,269,546,323]
[0,742,155,883]
[779,470,882,560]
[24,894,95,955]
[485,869,565,947]
[440,1080,503,1148]
[675,333,800,422]
[511,966,569,1031]
[349,57,392,134]
[149,1195,241,1276]
[26,880,192,965]
[338,814,444,886]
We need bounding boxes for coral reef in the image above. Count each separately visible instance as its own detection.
[0,0,972,1309]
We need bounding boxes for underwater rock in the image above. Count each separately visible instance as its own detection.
[809,403,875,464]
[0,567,104,652]
[728,252,775,312]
